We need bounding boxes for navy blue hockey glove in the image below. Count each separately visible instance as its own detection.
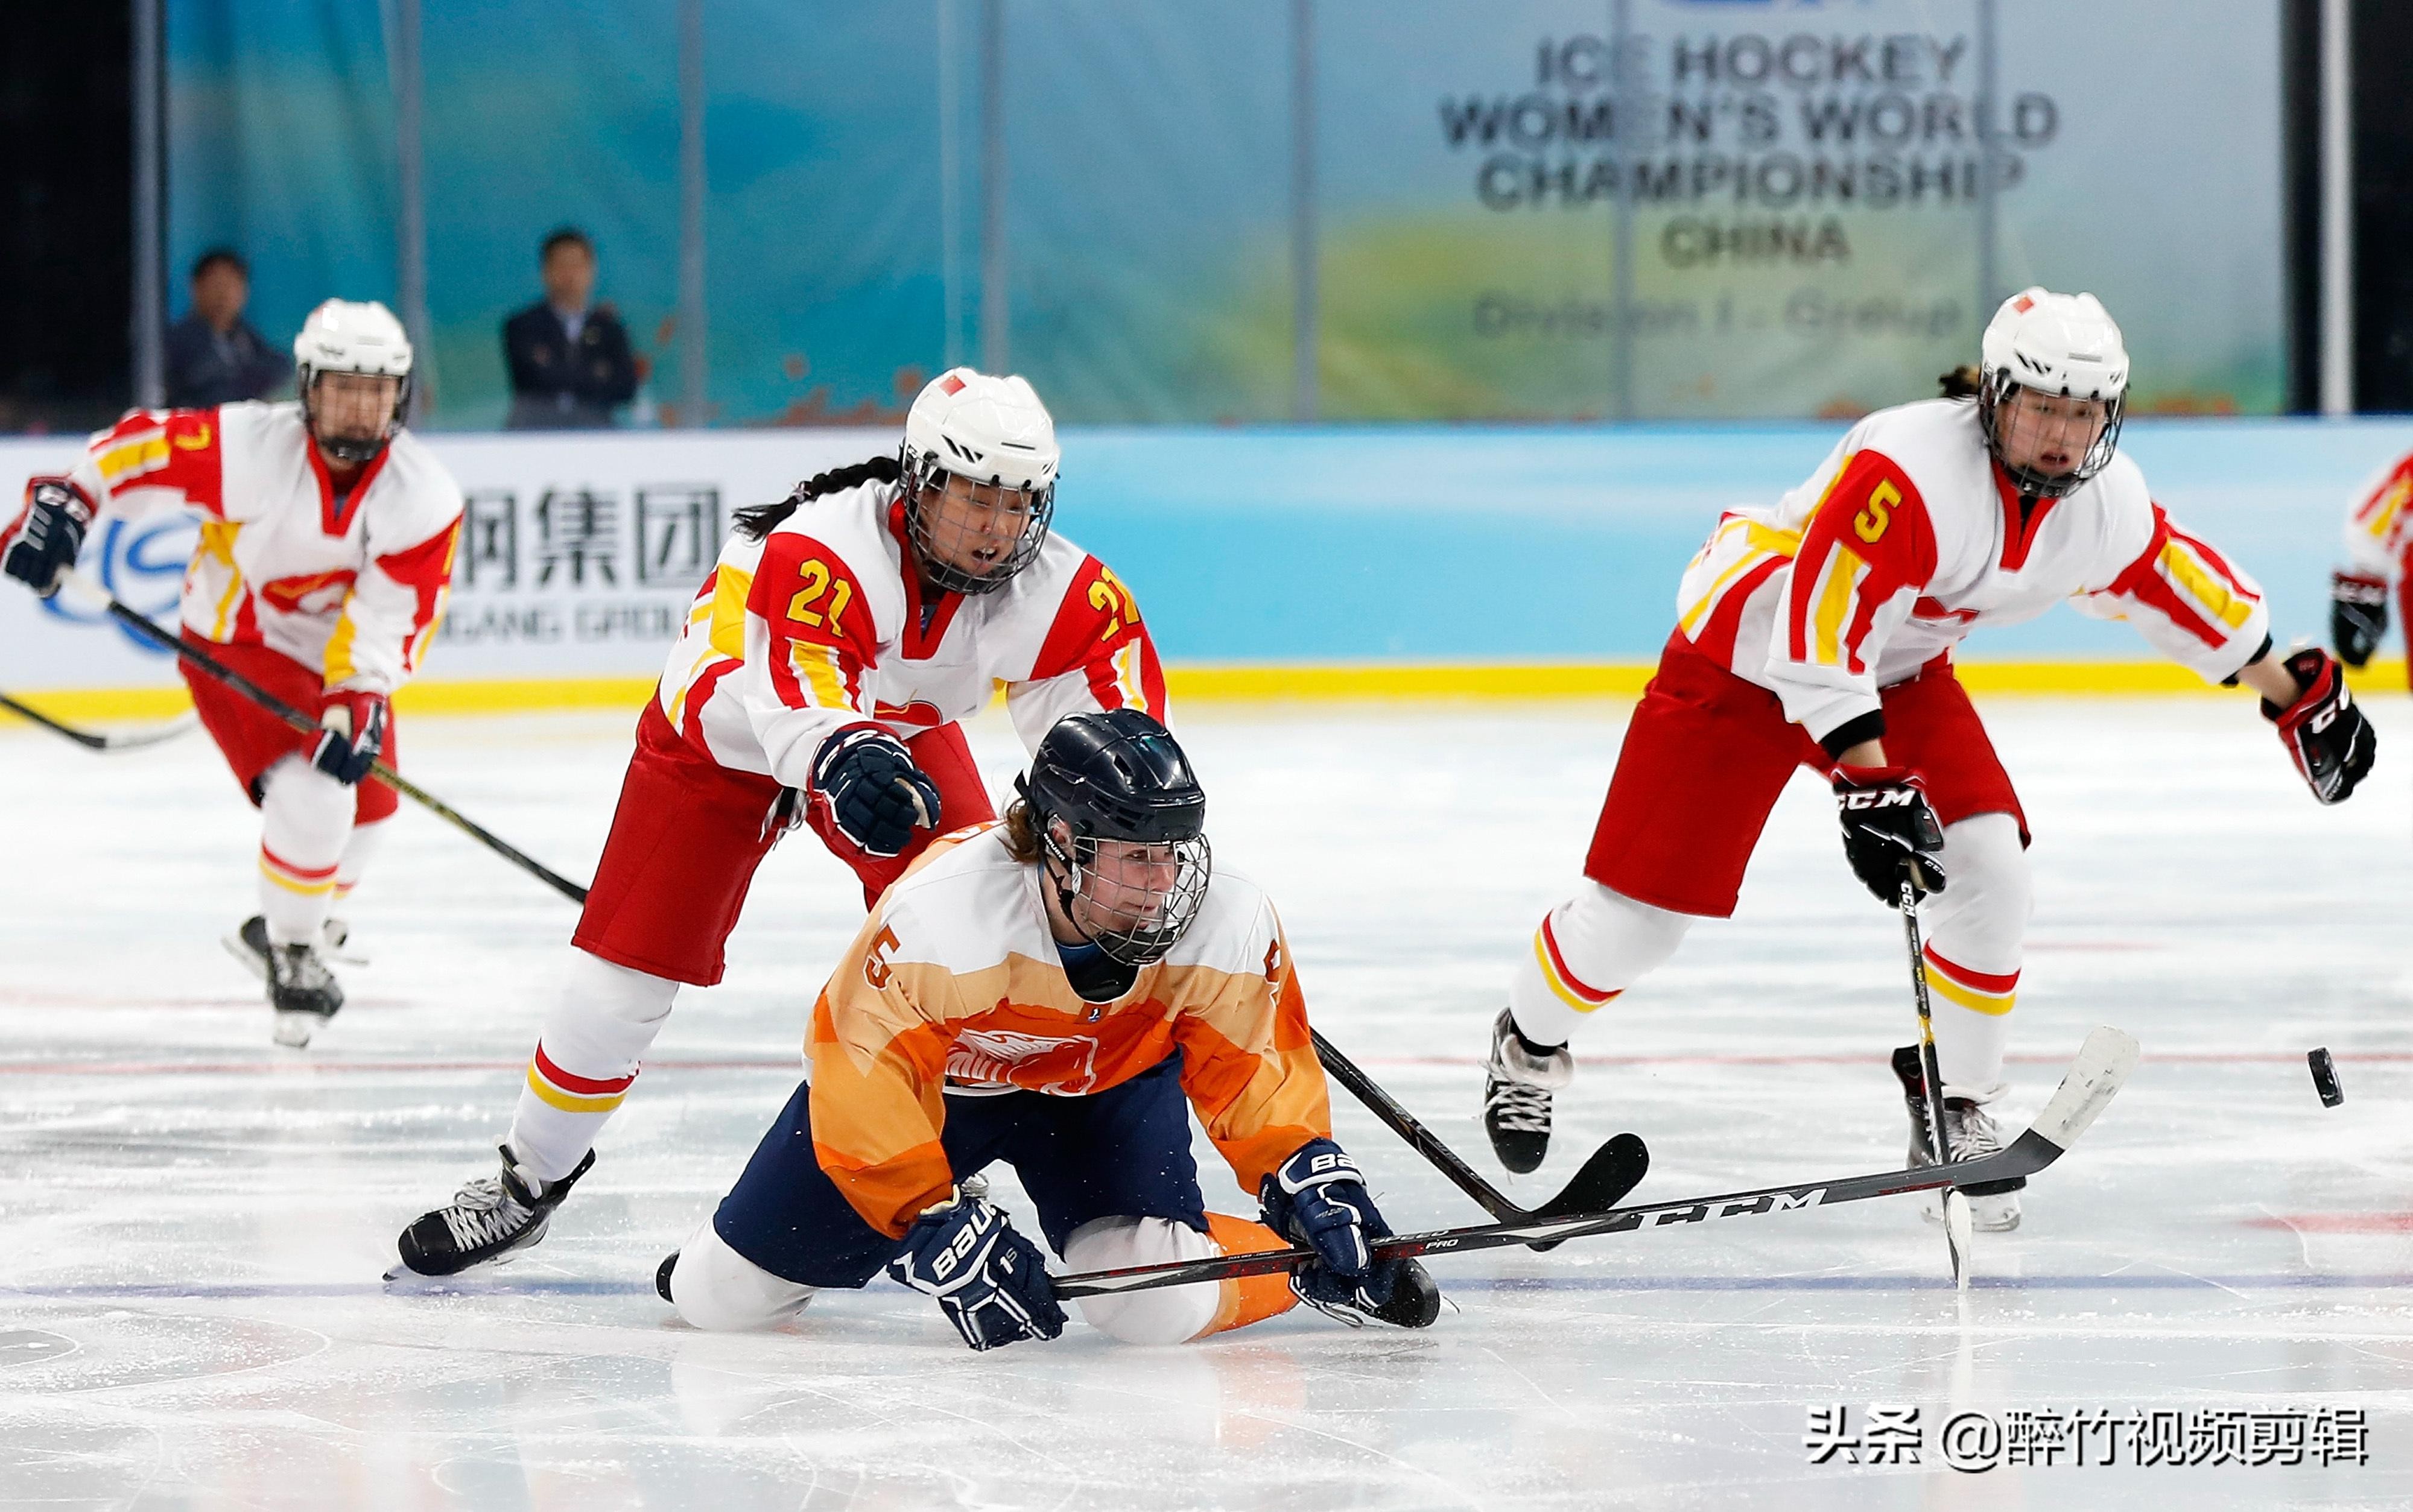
[2264,648,2374,805]
[2330,571,2389,669]
[311,689,388,786]
[886,1184,1066,1352]
[810,724,942,858]
[1831,764,1947,905]
[1260,1138,1406,1315]
[1,478,95,598]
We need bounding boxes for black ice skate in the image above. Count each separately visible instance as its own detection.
[1292,1257,1443,1330]
[1891,1044,2023,1232]
[1482,1007,1571,1174]
[224,914,367,980]
[229,916,347,1048]
[395,1145,596,1277]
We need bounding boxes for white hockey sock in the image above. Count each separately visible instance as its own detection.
[1507,880,1695,1048]
[1919,814,2031,1104]
[506,949,681,1183]
[665,1217,816,1332]
[334,817,389,904]
[1060,1216,1224,1344]
[256,756,355,946]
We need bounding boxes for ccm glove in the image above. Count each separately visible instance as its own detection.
[0,479,95,598]
[1831,764,1948,905]
[885,1183,1067,1352]
[312,689,389,786]
[1260,1138,1406,1315]
[2263,648,2374,805]
[2330,571,2391,668]
[810,724,941,856]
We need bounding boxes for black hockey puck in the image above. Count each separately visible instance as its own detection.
[2307,1047,2345,1108]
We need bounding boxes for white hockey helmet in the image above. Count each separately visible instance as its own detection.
[1976,287,2129,498]
[294,299,414,463]
[898,368,1061,594]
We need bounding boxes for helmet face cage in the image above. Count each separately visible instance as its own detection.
[1976,366,2124,501]
[1040,820,1212,967]
[899,439,1056,596]
[300,365,413,466]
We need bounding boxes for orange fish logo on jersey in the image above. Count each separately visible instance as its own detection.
[946,1026,1102,1096]
[259,569,358,615]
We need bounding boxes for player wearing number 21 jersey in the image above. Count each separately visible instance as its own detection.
[1480,288,2376,1235]
[396,369,1168,1277]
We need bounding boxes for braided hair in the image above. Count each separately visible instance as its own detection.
[1938,364,1983,400]
[732,454,903,541]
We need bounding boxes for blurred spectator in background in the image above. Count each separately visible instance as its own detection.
[504,227,638,429]
[165,249,287,407]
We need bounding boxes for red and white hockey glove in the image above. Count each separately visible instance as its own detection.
[312,689,389,786]
[2330,571,2390,668]
[1831,764,1947,906]
[1,478,95,599]
[2262,648,2374,805]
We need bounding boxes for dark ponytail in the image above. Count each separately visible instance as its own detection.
[1938,364,1983,400]
[733,453,902,540]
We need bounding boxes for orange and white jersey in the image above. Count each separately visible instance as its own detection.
[2342,452,2413,579]
[804,827,1328,1239]
[655,479,1166,788]
[1675,399,2269,744]
[64,402,463,695]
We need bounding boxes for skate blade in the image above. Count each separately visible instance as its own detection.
[223,931,269,984]
[1923,1191,2020,1233]
[272,1011,320,1049]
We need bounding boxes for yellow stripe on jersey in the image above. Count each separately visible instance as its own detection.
[1676,520,1803,636]
[790,641,849,706]
[2158,540,2252,629]
[196,520,246,641]
[522,1063,629,1115]
[1114,641,1147,711]
[1924,964,2016,1016]
[708,565,755,660]
[96,433,170,482]
[1811,546,1866,666]
[2362,479,2408,540]
[323,610,361,686]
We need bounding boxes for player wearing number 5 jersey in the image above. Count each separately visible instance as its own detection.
[1480,289,2376,1230]
[396,369,1168,1276]
[1,300,461,1048]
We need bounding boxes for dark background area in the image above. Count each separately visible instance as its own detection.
[2,2,2408,426]
[0,4,134,434]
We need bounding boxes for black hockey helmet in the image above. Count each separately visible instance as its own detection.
[1019,709,1210,965]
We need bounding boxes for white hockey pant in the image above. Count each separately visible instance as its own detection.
[505,949,682,1183]
[1508,812,2029,1103]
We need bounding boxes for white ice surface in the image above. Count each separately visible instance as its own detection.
[2,695,2410,1510]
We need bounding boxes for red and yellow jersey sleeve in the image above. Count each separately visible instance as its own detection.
[2343,452,2413,578]
[1168,900,1332,1198]
[1765,448,1939,743]
[323,518,461,694]
[2076,503,2269,682]
[1004,555,1168,750]
[67,408,226,523]
[806,906,967,1238]
[735,529,887,787]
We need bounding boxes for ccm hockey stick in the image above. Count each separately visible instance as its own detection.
[62,571,594,906]
[0,689,196,751]
[1312,1027,1648,1246]
[1898,873,1976,1289]
[1056,1025,2137,1302]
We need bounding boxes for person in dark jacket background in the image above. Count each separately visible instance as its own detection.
[164,249,287,408]
[504,227,639,429]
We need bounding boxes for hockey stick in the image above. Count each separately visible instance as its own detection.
[1055,1025,2137,1300]
[60,572,594,906]
[0,689,197,751]
[1898,874,1974,1289]
[1311,1027,1648,1245]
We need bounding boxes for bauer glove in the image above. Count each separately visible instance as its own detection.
[2330,571,2390,668]
[2263,648,2374,805]
[1831,764,1947,905]
[886,1182,1066,1352]
[810,724,941,858]
[312,689,389,786]
[0,479,94,599]
[1260,1138,1409,1316]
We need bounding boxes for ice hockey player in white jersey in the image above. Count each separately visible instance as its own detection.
[2330,448,2413,688]
[1479,288,2377,1230]
[0,300,463,1047]
[395,369,1168,1276]
[657,709,1439,1347]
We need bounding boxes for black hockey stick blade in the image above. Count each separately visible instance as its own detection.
[1526,1131,1650,1252]
[1054,1025,2136,1300]
[0,691,110,748]
[0,689,195,751]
